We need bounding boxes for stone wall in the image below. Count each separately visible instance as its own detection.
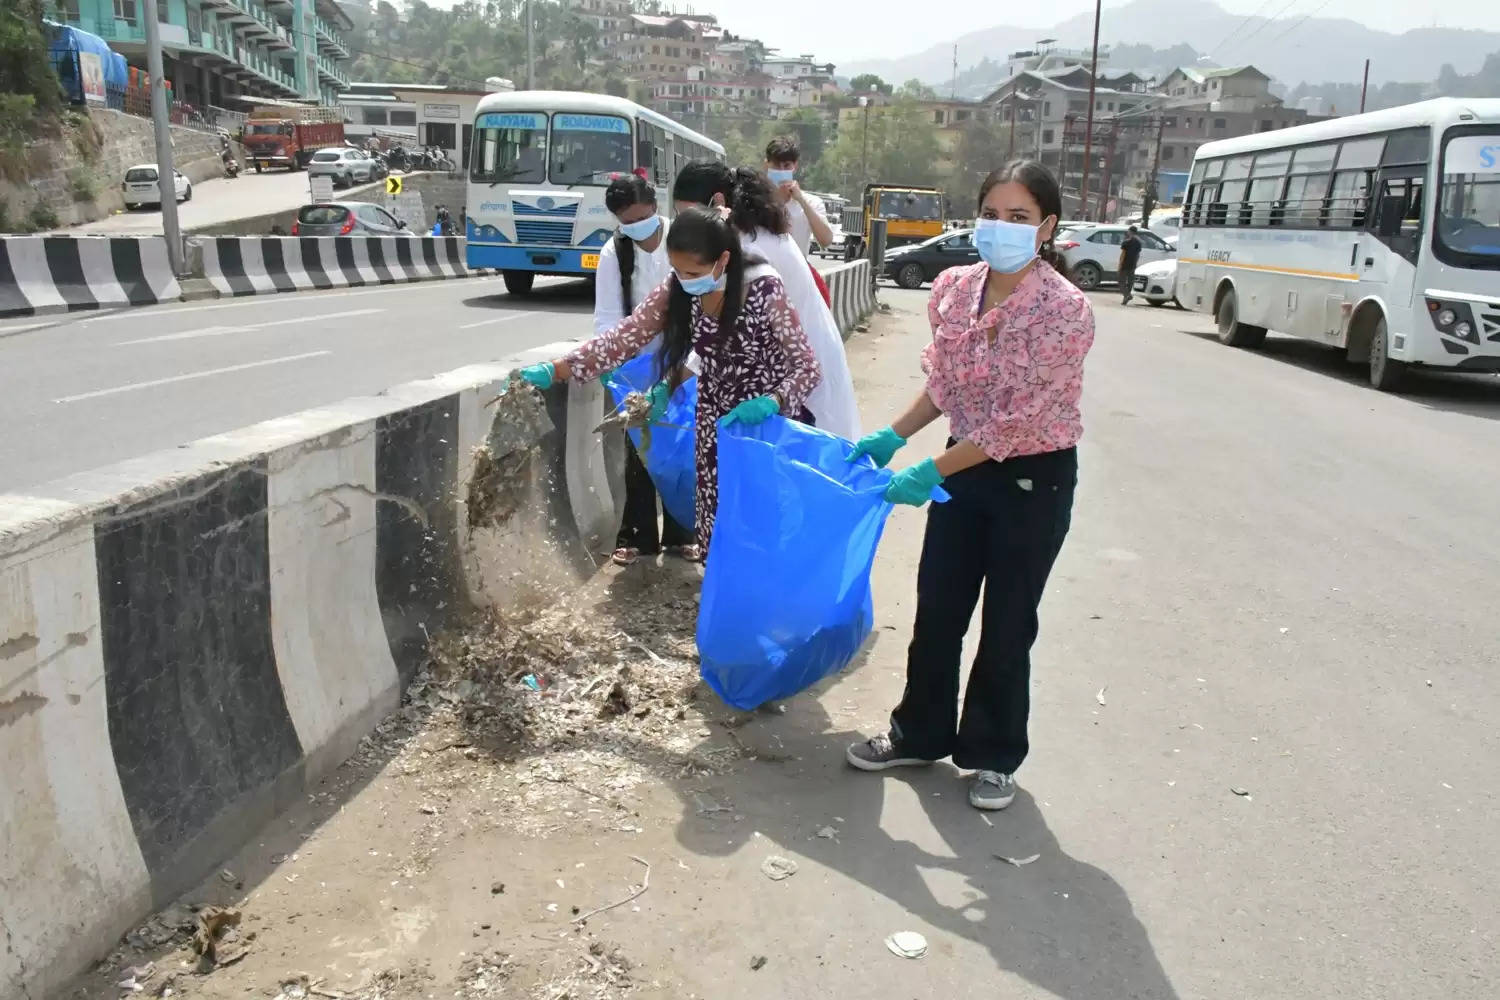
[0,108,228,232]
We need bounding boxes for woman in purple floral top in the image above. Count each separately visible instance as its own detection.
[512,207,822,554]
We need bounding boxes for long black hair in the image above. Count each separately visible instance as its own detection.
[657,206,747,387]
[672,161,789,238]
[604,174,657,316]
[978,159,1068,275]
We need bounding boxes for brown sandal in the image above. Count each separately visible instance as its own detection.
[611,547,641,567]
[667,544,704,563]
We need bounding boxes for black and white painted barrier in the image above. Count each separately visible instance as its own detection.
[0,236,182,318]
[194,235,470,297]
[823,259,877,338]
[0,343,624,1000]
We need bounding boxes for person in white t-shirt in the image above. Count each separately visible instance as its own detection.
[765,135,833,258]
[593,174,695,565]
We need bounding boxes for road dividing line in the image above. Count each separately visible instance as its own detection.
[458,311,538,330]
[54,350,332,403]
[116,308,383,345]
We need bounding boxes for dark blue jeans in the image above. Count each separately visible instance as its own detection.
[891,446,1076,773]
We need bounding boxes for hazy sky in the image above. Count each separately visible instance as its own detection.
[631,0,1500,64]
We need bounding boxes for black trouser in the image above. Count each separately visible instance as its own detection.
[617,443,692,553]
[1120,264,1137,303]
[891,446,1076,774]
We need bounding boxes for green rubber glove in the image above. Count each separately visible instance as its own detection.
[718,394,780,428]
[847,425,906,468]
[884,458,945,507]
[645,380,671,424]
[517,362,554,390]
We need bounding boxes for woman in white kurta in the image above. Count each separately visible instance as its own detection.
[671,162,861,442]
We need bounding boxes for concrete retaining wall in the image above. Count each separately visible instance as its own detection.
[0,236,182,318]
[194,235,468,297]
[0,344,624,1000]
[823,259,877,339]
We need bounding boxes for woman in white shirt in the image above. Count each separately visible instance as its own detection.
[671,162,861,443]
[594,175,695,565]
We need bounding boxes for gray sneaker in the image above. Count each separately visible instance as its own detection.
[969,770,1016,810]
[845,732,934,772]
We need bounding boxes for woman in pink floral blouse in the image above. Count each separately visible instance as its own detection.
[844,160,1096,812]
[509,207,822,555]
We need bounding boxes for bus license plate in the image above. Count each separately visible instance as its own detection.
[581,254,600,270]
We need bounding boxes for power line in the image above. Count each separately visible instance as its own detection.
[1259,0,1339,49]
[1207,0,1281,61]
[1220,0,1304,62]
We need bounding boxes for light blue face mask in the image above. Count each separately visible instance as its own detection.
[676,265,726,297]
[617,214,662,242]
[767,168,795,185]
[974,218,1046,274]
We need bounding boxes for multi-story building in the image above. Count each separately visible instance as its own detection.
[563,0,632,48]
[617,13,719,80]
[651,74,772,120]
[44,0,352,108]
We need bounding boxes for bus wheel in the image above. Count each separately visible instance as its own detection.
[503,271,535,295]
[1368,317,1408,391]
[1215,288,1267,348]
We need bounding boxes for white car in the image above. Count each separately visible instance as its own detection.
[122,164,191,208]
[1055,224,1173,291]
[307,148,377,188]
[1131,258,1181,307]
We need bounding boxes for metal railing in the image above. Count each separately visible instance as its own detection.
[315,15,350,55]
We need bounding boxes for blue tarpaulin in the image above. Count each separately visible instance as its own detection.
[44,21,129,106]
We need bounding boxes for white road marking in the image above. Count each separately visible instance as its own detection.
[117,308,383,345]
[54,351,332,403]
[457,311,538,330]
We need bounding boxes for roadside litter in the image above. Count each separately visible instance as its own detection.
[884,931,928,959]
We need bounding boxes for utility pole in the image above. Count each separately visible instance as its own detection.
[1080,0,1102,220]
[1359,58,1370,113]
[1007,78,1018,158]
[526,0,536,90]
[1097,124,1118,222]
[1142,113,1166,227]
[860,96,871,184]
[142,0,183,276]
[951,44,958,101]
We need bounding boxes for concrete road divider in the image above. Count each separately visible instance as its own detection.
[0,236,181,318]
[194,235,470,297]
[823,259,876,338]
[0,344,624,999]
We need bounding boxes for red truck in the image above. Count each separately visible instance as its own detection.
[242,106,345,172]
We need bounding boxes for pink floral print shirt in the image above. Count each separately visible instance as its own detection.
[921,260,1094,463]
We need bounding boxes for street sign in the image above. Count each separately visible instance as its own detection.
[386,175,403,196]
[309,175,334,204]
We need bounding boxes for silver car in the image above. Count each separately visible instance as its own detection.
[306,148,376,188]
[1055,224,1173,290]
[292,202,413,237]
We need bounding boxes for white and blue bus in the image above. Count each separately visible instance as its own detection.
[465,91,725,294]
[1177,98,1500,390]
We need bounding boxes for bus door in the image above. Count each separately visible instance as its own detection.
[1362,164,1426,310]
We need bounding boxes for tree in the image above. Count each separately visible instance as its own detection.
[948,119,1010,212]
[898,78,938,100]
[821,95,942,197]
[0,0,62,116]
[849,73,891,95]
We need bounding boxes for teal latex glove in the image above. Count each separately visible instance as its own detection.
[884,458,945,507]
[516,362,554,390]
[718,394,780,428]
[645,380,671,424]
[847,425,906,468]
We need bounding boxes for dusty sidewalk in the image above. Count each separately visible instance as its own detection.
[65,293,1178,1000]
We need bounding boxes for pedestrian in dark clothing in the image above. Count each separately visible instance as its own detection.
[1119,225,1143,304]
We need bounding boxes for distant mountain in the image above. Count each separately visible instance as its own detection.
[842,0,1500,93]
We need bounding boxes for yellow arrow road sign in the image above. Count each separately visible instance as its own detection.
[386,175,402,196]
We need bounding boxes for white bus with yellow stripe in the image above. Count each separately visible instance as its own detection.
[1177,98,1500,390]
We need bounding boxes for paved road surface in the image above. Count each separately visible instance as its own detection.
[47,282,1500,998]
[59,168,388,236]
[0,275,592,491]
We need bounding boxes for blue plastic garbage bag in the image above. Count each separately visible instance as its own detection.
[697,416,949,710]
[603,351,697,531]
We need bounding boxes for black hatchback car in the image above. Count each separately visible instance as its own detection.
[882,229,980,289]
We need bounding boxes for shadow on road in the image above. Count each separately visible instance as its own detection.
[462,278,593,317]
[1180,329,1500,421]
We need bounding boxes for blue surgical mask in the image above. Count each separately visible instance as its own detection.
[617,214,662,242]
[974,218,1042,273]
[767,168,795,184]
[676,265,726,297]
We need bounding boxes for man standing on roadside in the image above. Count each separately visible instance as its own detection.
[1119,225,1143,305]
[765,135,832,258]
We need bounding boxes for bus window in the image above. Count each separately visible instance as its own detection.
[1372,175,1425,260]
[470,111,547,184]
[551,113,633,186]
[1249,177,1283,226]
[1325,170,1372,228]
[1283,173,1331,227]
[1219,180,1249,226]
[1336,136,1385,171]
[1381,127,1431,167]
[1435,131,1500,267]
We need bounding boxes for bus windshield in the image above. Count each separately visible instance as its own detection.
[1437,131,1500,265]
[549,113,633,186]
[470,111,548,185]
[876,191,942,220]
